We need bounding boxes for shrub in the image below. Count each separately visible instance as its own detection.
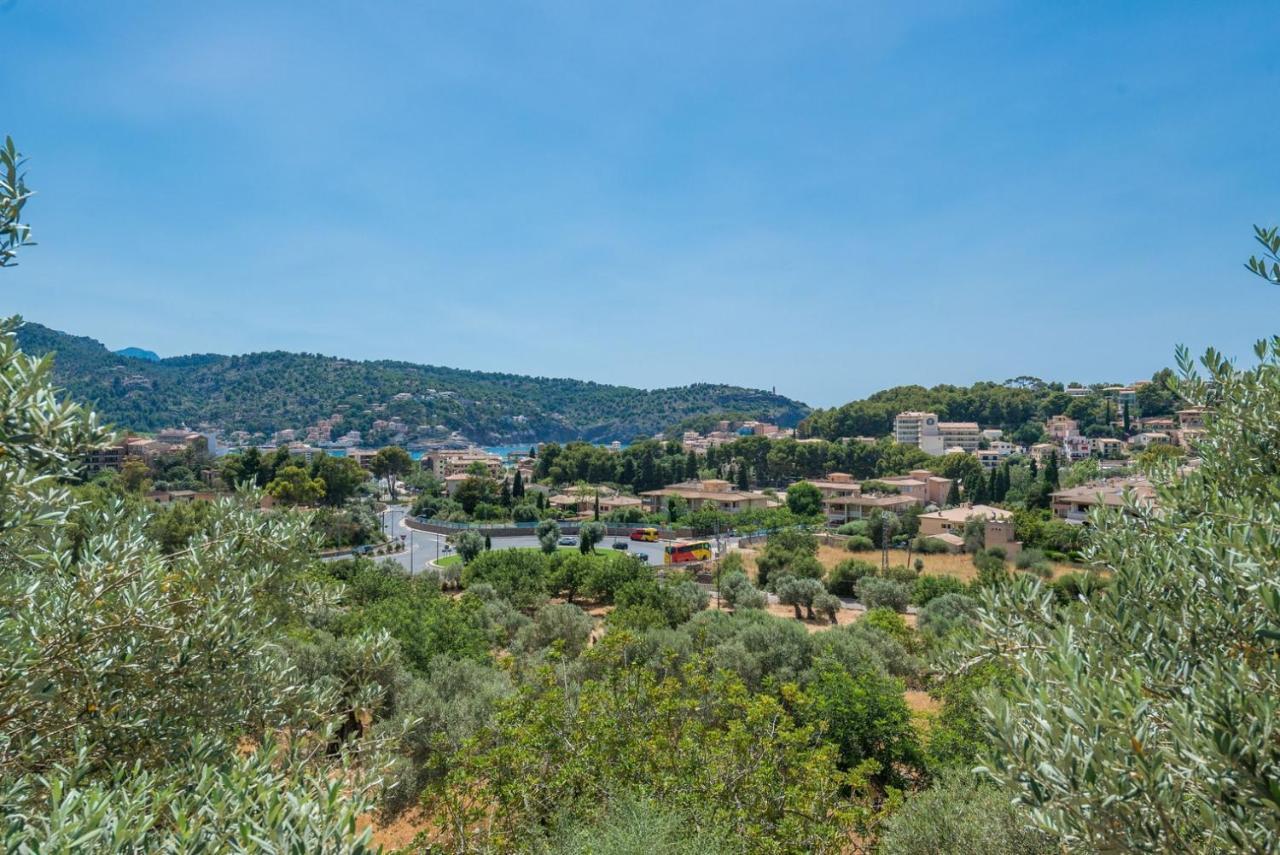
[917,592,979,646]
[515,602,594,658]
[911,536,951,555]
[912,573,966,607]
[971,549,1009,587]
[827,559,876,597]
[1014,547,1047,570]
[720,571,766,611]
[879,771,1056,855]
[789,555,826,581]
[882,564,919,585]
[861,607,913,649]
[856,577,911,612]
[844,534,875,552]
[835,520,868,537]
[461,549,549,610]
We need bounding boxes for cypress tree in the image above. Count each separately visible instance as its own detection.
[593,492,600,521]
[736,464,750,491]
[987,467,999,503]
[1045,451,1060,489]
[499,479,511,507]
[1029,457,1039,479]
[945,479,962,507]
[1122,401,1131,433]
[512,469,525,499]
[685,451,699,480]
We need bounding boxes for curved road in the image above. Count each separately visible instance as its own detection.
[376,505,729,574]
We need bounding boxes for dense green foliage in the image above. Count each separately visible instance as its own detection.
[16,321,808,443]
[799,372,1168,442]
[0,318,387,851]
[953,307,1280,844]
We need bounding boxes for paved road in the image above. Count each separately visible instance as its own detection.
[376,506,736,573]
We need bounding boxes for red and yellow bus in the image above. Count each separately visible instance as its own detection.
[664,540,712,565]
[629,527,659,542]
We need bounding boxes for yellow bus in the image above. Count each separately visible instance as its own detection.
[629,527,659,542]
[664,540,712,565]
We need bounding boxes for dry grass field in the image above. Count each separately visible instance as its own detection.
[733,543,1079,583]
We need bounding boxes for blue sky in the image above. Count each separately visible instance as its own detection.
[5,1,1278,407]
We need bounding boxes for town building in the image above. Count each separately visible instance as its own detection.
[1062,434,1093,463]
[1028,442,1060,464]
[893,412,981,455]
[823,492,919,525]
[1129,431,1171,449]
[1044,415,1079,440]
[1090,437,1127,458]
[639,479,778,515]
[1050,477,1157,523]
[420,448,505,479]
[549,485,643,517]
[917,503,1013,539]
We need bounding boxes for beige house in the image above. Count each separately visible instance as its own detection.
[918,504,1012,538]
[548,485,643,517]
[880,469,953,506]
[640,479,778,515]
[421,449,505,479]
[823,492,919,525]
[1050,478,1156,523]
[1129,431,1171,449]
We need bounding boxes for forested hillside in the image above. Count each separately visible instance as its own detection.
[16,321,809,443]
[799,374,1179,443]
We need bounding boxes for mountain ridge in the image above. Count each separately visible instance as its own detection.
[17,320,810,444]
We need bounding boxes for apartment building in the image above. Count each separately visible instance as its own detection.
[938,421,981,453]
[1044,415,1079,440]
[823,492,919,525]
[1090,437,1127,458]
[974,448,1004,470]
[1028,442,1059,464]
[803,472,861,498]
[640,479,778,515]
[880,469,954,506]
[893,412,980,455]
[420,448,505,479]
[1129,431,1171,449]
[1050,477,1156,523]
[1063,434,1092,462]
[894,412,943,454]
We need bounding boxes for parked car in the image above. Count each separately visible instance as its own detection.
[558,535,578,546]
[353,544,374,555]
[611,540,629,551]
[633,553,649,563]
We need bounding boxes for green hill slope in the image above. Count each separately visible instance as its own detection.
[17,321,809,444]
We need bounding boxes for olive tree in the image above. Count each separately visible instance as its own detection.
[956,242,1280,851]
